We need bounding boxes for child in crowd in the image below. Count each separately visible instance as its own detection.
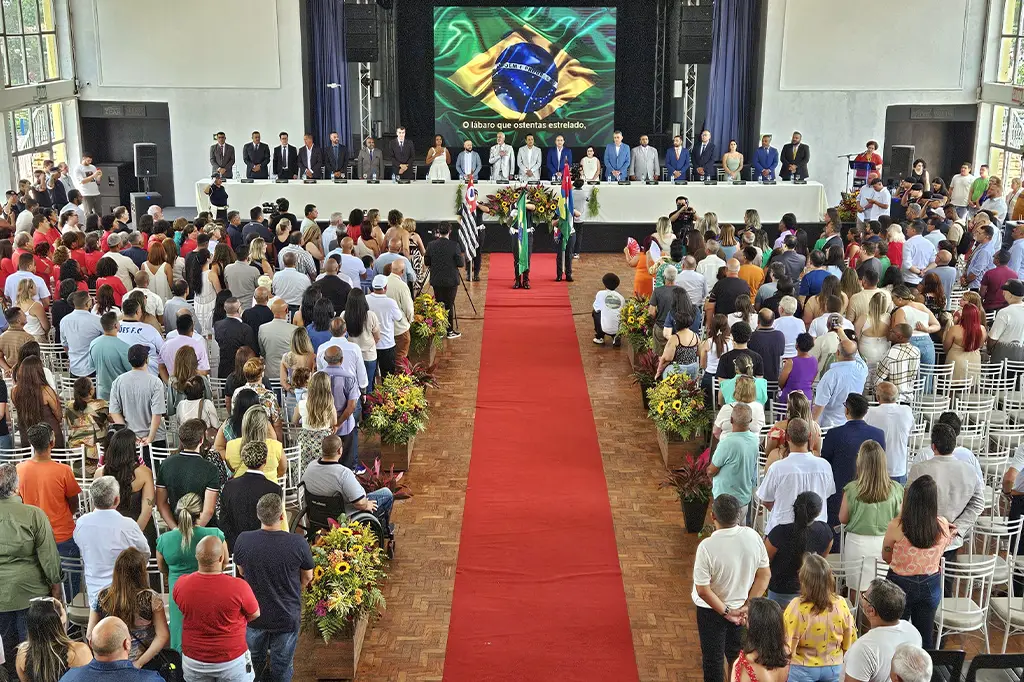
[593,272,625,346]
[360,255,375,293]
[291,367,310,406]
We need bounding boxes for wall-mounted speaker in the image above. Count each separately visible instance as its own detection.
[133,142,158,178]
[889,145,916,180]
[346,4,379,63]
[679,5,713,64]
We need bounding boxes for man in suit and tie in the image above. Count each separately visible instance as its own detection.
[780,131,810,180]
[389,126,416,180]
[630,134,659,182]
[298,133,323,179]
[691,129,715,179]
[242,131,270,179]
[357,136,384,179]
[517,134,542,181]
[545,135,573,180]
[273,132,298,179]
[489,131,514,181]
[324,131,348,179]
[210,132,235,178]
[603,130,630,181]
[753,134,779,181]
[665,134,691,181]
[456,139,482,181]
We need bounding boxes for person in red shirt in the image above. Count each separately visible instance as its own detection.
[173,535,259,681]
[81,232,105,278]
[980,249,1017,311]
[32,210,59,250]
[33,242,54,284]
[95,257,128,305]
[346,208,364,242]
[0,239,15,291]
[179,226,201,259]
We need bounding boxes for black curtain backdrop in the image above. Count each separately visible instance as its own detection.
[396,0,660,150]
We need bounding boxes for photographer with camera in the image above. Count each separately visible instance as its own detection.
[670,195,697,237]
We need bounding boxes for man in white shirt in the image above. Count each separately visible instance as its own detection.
[948,163,975,217]
[4,253,50,304]
[489,131,514,181]
[367,275,403,378]
[71,153,103,216]
[60,190,87,225]
[900,220,936,285]
[864,382,915,483]
[755,418,835,533]
[516,134,541,181]
[321,211,343,254]
[15,198,37,233]
[272,252,311,309]
[857,177,891,221]
[773,295,806,359]
[314,318,368,390]
[127,271,165,317]
[841,578,922,682]
[988,279,1024,363]
[593,273,626,345]
[72,476,150,608]
[677,256,709,310]
[328,237,368,288]
[696,241,726,288]
[691,494,770,682]
[117,297,165,379]
[102,234,140,291]
[386,261,414,361]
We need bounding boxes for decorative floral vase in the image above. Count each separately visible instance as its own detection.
[293,617,368,681]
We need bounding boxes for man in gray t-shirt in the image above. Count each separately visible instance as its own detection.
[109,344,167,445]
[301,435,394,530]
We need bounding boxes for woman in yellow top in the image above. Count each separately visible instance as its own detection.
[223,404,285,481]
[783,554,856,682]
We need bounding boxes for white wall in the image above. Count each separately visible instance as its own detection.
[70,0,306,204]
[758,0,991,206]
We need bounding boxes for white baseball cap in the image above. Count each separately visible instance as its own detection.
[372,274,388,290]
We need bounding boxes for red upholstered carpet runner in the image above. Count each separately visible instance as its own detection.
[442,254,639,681]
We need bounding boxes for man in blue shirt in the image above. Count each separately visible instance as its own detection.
[752,134,779,181]
[821,393,885,537]
[965,223,998,290]
[1008,222,1024,276]
[812,331,868,428]
[61,616,163,682]
[798,251,830,301]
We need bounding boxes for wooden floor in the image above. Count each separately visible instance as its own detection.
[326,254,1023,682]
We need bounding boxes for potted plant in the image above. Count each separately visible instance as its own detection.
[409,293,448,366]
[661,455,712,533]
[357,457,413,500]
[836,191,860,225]
[647,371,712,469]
[398,357,439,394]
[360,373,428,471]
[630,350,659,410]
[295,518,388,680]
[617,295,652,367]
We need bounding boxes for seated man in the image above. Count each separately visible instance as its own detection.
[302,435,394,534]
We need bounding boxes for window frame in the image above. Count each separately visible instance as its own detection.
[0,0,59,87]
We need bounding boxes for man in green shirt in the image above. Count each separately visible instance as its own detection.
[0,463,63,664]
[155,418,221,530]
[88,311,132,400]
[969,164,990,208]
[708,404,759,524]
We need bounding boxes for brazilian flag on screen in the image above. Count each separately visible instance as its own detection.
[434,7,617,148]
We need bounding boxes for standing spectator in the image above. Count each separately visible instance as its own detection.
[367,276,403,374]
[321,346,361,472]
[60,291,103,378]
[715,322,764,380]
[765,492,832,608]
[841,579,921,682]
[987,279,1024,364]
[874,324,921,402]
[109,345,166,449]
[907,423,984,567]
[864,382,914,482]
[174,536,259,681]
[60,616,163,682]
[692,495,770,682]
[821,394,885,534]
[812,333,868,427]
[155,419,220,530]
[219,442,282,552]
[424,222,465,337]
[0,463,63,666]
[882,475,951,649]
[272,252,309,311]
[730,598,791,682]
[258,300,297,381]
[89,313,132,400]
[708,403,759,521]
[705,259,752,327]
[72,476,150,610]
[756,418,835,534]
[773,295,805,359]
[233,493,314,682]
[783,554,857,682]
[748,310,785,383]
[16,424,82,586]
[95,429,157,553]
[648,266,678,356]
[164,280,201,335]
[159,313,210,376]
[14,599,93,682]
[11,355,65,448]
[214,298,257,379]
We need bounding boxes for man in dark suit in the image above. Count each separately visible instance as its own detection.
[297,133,324,179]
[780,131,810,180]
[273,132,298,179]
[213,297,257,378]
[690,129,716,179]
[544,135,573,180]
[242,131,271,179]
[210,131,236,178]
[324,131,348,179]
[424,221,465,339]
[389,126,416,179]
[318,257,352,312]
[218,441,282,551]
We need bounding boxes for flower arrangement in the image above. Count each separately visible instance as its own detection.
[358,458,412,500]
[478,184,559,226]
[646,371,712,441]
[525,184,558,226]
[302,518,388,642]
[836,191,860,223]
[617,295,652,351]
[397,357,439,390]
[363,373,429,445]
[410,293,448,354]
[660,454,712,504]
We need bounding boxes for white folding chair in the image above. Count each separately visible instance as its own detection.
[935,556,997,653]
[50,446,90,513]
[149,446,178,480]
[0,446,31,463]
[965,516,1023,587]
[991,555,1024,652]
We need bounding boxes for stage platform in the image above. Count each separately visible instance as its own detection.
[195,178,828,225]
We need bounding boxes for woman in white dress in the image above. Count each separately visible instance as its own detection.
[425,135,451,181]
[581,147,601,182]
[16,279,49,343]
[854,291,891,377]
[143,242,174,302]
[186,248,217,335]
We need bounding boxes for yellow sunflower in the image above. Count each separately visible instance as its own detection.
[657,402,666,414]
[339,527,353,536]
[313,566,325,582]
[334,561,351,575]
[672,400,682,411]
[352,545,364,554]
[398,398,407,407]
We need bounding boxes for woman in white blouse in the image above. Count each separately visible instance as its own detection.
[580,147,601,182]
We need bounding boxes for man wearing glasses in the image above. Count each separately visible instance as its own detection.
[842,579,921,682]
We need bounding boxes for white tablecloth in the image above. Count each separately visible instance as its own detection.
[195,179,828,224]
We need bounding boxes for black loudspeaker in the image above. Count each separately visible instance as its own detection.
[679,5,713,64]
[134,143,158,178]
[346,4,379,63]
[889,145,916,180]
[130,191,162,224]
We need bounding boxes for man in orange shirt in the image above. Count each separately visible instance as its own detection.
[16,423,82,594]
[738,246,765,295]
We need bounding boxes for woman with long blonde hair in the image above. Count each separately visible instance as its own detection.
[223,404,285,480]
[698,211,719,238]
[400,217,429,291]
[295,371,339,469]
[719,223,738,260]
[784,554,856,682]
[246,237,273,276]
[16,598,92,682]
[765,391,822,469]
[280,326,316,392]
[744,208,762,233]
[301,222,324,265]
[169,345,212,413]
[839,439,903,590]
[16,278,49,342]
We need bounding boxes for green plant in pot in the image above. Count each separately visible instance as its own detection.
[661,454,712,533]
[630,350,659,410]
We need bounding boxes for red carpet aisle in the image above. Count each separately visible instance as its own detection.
[442,254,639,681]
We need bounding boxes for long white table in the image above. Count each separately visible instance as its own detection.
[194,179,828,224]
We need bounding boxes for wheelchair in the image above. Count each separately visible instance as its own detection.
[291,483,395,558]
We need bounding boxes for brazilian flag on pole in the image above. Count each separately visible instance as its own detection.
[516,189,530,275]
